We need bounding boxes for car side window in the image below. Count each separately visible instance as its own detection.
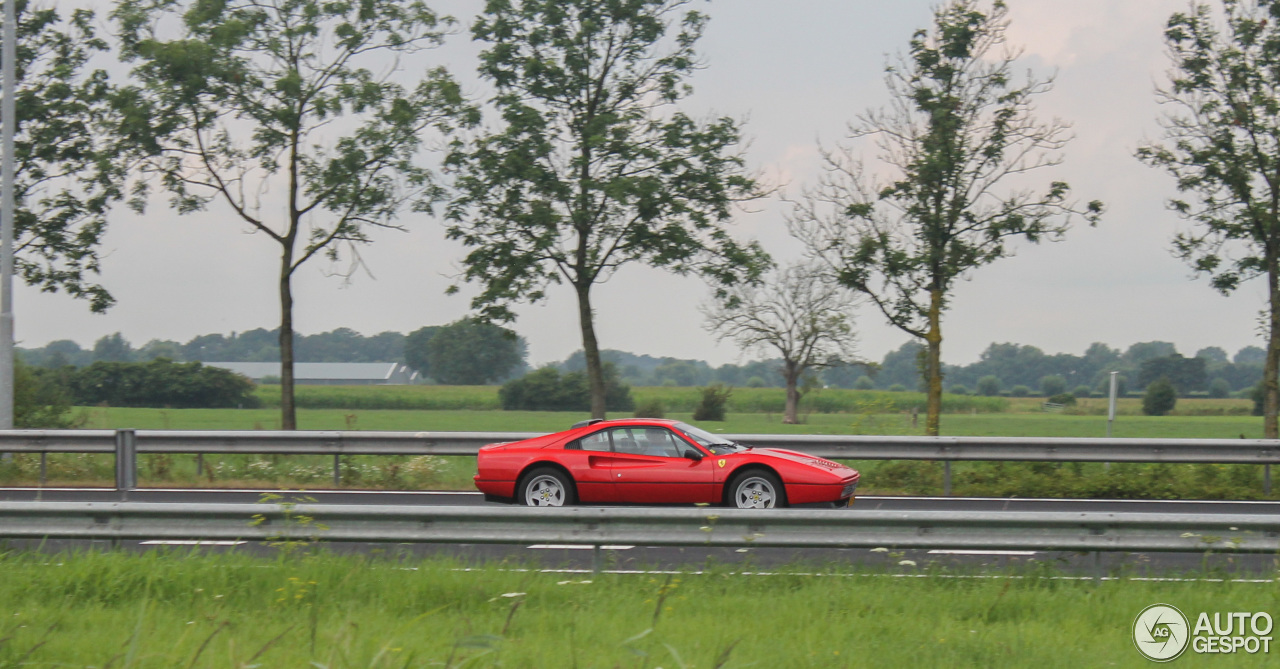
[639,428,683,457]
[606,427,684,457]
[611,428,644,454]
[573,430,612,452]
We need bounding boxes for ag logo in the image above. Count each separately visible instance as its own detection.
[717,459,726,468]
[1134,604,1190,662]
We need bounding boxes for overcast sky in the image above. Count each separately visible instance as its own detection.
[21,0,1265,368]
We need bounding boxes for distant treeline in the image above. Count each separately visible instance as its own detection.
[18,328,406,367]
[17,329,1269,396]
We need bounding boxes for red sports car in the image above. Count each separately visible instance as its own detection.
[474,418,859,508]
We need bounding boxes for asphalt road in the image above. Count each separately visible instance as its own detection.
[2,487,1278,578]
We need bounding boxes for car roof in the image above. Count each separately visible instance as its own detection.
[571,418,682,430]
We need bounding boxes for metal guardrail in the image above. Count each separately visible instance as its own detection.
[4,429,1280,494]
[1,502,1277,556]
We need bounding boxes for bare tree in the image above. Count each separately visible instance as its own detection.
[704,264,858,424]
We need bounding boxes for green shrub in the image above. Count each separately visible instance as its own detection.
[745,376,766,388]
[853,375,875,390]
[887,384,907,393]
[948,384,968,396]
[633,398,665,418]
[499,364,634,412]
[976,375,1001,396]
[692,384,732,421]
[1208,378,1231,399]
[1039,375,1066,398]
[1143,377,1177,416]
[16,362,78,428]
[1072,385,1092,399]
[67,359,260,409]
[1010,385,1031,397]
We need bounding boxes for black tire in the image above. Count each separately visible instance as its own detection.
[518,467,577,507]
[726,469,787,509]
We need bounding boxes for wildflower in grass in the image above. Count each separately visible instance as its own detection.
[899,560,916,567]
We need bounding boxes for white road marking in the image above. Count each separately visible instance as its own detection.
[450,567,1276,583]
[869,495,1280,506]
[139,540,246,546]
[927,550,1037,556]
[526,544,634,550]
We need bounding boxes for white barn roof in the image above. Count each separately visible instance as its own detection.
[206,362,417,384]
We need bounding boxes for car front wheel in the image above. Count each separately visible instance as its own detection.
[519,467,576,507]
[728,470,786,509]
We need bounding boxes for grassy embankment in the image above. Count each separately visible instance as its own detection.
[4,388,1269,498]
[0,548,1271,668]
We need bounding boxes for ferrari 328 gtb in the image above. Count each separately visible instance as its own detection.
[474,418,859,509]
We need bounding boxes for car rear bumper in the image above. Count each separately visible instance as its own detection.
[474,478,516,499]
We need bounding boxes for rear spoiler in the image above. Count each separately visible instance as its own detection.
[571,418,604,429]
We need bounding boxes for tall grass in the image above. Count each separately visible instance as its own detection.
[0,548,1272,668]
[249,384,1011,414]
[639,386,1009,414]
[254,384,502,410]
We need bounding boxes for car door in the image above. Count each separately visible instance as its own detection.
[558,429,619,502]
[607,426,716,504]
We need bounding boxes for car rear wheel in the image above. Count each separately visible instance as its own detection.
[728,470,786,509]
[519,467,576,507]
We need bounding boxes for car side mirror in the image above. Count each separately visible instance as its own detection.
[684,449,703,461]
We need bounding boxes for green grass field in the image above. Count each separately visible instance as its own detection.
[0,548,1272,668]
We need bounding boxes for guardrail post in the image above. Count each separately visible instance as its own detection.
[39,453,46,486]
[943,461,952,496]
[115,429,137,498]
[333,454,341,488]
[1266,464,1272,496]
[592,545,602,575]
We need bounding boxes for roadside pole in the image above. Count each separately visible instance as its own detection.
[1106,371,1118,438]
[0,0,14,430]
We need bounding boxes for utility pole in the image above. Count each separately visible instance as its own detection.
[0,0,16,429]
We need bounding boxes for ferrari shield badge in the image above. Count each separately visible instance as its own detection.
[717,459,726,468]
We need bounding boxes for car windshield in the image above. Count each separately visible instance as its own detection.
[674,422,746,454]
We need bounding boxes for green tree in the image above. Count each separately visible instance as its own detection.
[426,319,527,385]
[7,0,126,312]
[1136,0,1280,436]
[1196,346,1229,364]
[113,0,475,429]
[1143,377,1178,416]
[1137,353,1207,395]
[403,326,441,378]
[1236,346,1266,365]
[446,0,769,419]
[789,1,1101,436]
[704,264,859,424]
[92,332,134,362]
